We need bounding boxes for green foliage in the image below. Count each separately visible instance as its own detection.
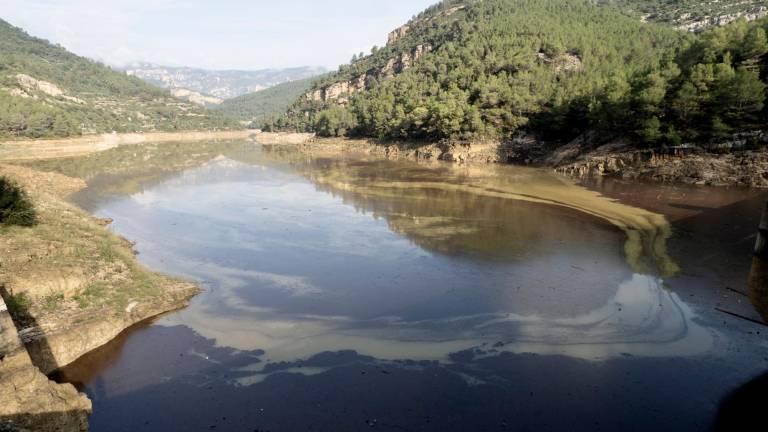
[0,176,36,226]
[599,17,768,146]
[73,283,107,309]
[213,76,318,124]
[269,0,684,142]
[4,291,32,325]
[269,0,768,148]
[315,106,359,137]
[0,19,238,139]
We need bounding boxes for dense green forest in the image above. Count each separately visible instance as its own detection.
[212,76,319,126]
[0,19,237,139]
[267,0,768,148]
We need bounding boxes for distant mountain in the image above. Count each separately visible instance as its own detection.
[122,64,327,105]
[212,76,320,125]
[0,19,237,139]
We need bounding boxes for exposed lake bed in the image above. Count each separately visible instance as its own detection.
[12,139,768,431]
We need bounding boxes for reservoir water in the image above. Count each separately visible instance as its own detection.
[32,140,768,431]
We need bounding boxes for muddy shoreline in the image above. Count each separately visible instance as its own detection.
[258,133,768,188]
[0,131,765,430]
[0,163,200,431]
[0,130,254,161]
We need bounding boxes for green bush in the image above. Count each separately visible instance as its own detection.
[0,176,36,226]
[4,291,32,325]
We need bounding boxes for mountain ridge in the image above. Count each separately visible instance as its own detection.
[0,19,238,139]
[122,63,327,103]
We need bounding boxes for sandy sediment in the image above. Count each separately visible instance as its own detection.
[0,130,254,161]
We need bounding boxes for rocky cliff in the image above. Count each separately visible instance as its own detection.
[305,44,433,104]
[675,6,768,32]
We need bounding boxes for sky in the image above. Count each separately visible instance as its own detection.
[0,0,437,70]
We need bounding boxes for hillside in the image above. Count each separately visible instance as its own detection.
[607,0,768,31]
[266,0,685,140]
[212,76,320,125]
[267,0,768,150]
[123,64,326,104]
[0,19,237,140]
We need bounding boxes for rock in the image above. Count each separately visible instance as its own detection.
[387,25,411,45]
[169,88,223,106]
[15,74,64,97]
[536,52,583,73]
[0,297,90,432]
[311,44,434,104]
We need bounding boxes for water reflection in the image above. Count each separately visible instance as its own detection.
[35,141,768,431]
[50,148,711,367]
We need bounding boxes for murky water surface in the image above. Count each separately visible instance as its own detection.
[32,140,768,431]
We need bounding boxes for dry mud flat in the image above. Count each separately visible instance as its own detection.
[0,164,199,431]
[0,130,254,161]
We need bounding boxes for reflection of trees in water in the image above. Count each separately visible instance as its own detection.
[23,142,678,276]
[274,154,679,276]
[311,170,603,259]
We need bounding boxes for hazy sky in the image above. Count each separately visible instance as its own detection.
[0,0,437,70]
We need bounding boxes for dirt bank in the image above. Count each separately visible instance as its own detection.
[1,295,90,432]
[0,164,200,431]
[259,134,506,165]
[0,130,254,161]
[551,145,768,188]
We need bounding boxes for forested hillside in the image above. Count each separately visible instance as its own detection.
[607,0,768,31]
[0,19,237,139]
[268,0,768,149]
[213,76,319,126]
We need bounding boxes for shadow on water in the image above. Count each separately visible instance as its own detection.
[713,372,768,431]
[51,323,750,432]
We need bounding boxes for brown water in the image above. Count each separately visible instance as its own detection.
[33,141,768,431]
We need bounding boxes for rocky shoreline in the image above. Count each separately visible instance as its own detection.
[0,164,200,431]
[257,132,768,188]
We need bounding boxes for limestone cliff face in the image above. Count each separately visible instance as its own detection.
[169,88,224,106]
[387,24,411,45]
[306,44,433,104]
[386,5,466,46]
[673,6,768,32]
[299,4,466,107]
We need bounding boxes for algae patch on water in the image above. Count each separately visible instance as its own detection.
[297,159,679,277]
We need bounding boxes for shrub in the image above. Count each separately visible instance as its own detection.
[0,176,36,226]
[4,291,33,325]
